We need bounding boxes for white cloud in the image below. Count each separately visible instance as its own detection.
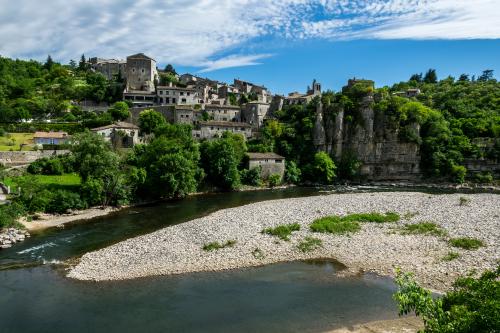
[198,54,273,73]
[0,0,498,72]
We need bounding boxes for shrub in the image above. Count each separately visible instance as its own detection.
[341,212,400,223]
[450,164,467,184]
[80,178,104,207]
[252,248,265,259]
[394,266,500,332]
[401,222,447,236]
[297,237,323,253]
[202,240,236,251]
[268,174,282,187]
[449,237,484,250]
[27,157,64,175]
[285,160,301,184]
[240,167,261,186]
[46,190,86,214]
[0,202,25,228]
[442,251,460,261]
[262,223,300,241]
[310,216,361,235]
[459,196,469,206]
[474,172,493,183]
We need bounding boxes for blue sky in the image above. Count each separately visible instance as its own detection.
[0,0,499,94]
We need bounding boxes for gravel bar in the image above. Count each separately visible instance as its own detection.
[68,192,500,291]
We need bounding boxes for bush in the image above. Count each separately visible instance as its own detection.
[268,174,282,187]
[450,164,467,184]
[202,240,236,251]
[80,178,104,207]
[240,167,261,186]
[394,266,500,332]
[310,212,399,235]
[262,223,300,241]
[401,222,447,236]
[46,190,86,214]
[449,237,484,250]
[252,248,265,259]
[27,157,64,175]
[285,161,301,184]
[297,237,323,253]
[474,172,493,183]
[310,216,361,235]
[442,251,460,261]
[0,202,25,228]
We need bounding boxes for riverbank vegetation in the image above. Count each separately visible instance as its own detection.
[310,212,400,235]
[394,266,499,332]
[262,223,301,241]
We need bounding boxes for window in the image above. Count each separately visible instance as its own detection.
[276,160,282,163]
[182,98,186,103]
[180,92,184,96]
[166,91,170,95]
[141,69,144,73]
[166,97,170,104]
[159,91,163,95]
[172,98,176,103]
[187,92,190,96]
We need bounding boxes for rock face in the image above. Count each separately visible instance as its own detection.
[314,83,421,181]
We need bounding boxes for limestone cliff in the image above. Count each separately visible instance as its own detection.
[314,85,421,181]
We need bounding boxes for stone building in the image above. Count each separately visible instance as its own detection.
[89,57,126,80]
[157,84,198,105]
[241,101,271,129]
[284,79,321,106]
[125,53,158,92]
[192,121,252,140]
[247,152,285,179]
[91,122,140,148]
[33,131,69,146]
[204,104,241,122]
[173,106,201,124]
[123,53,158,107]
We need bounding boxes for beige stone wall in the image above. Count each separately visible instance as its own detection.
[249,160,285,179]
[0,150,70,166]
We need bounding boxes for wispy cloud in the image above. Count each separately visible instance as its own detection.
[199,54,273,73]
[0,0,498,72]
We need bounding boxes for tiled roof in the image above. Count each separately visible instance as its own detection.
[33,131,68,139]
[91,121,139,131]
[247,152,285,160]
[199,121,251,128]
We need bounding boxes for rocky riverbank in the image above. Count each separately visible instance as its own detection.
[20,207,119,232]
[0,228,30,249]
[68,192,500,290]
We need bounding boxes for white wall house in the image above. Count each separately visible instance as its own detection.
[157,85,198,105]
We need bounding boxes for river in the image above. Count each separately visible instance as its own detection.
[0,188,401,332]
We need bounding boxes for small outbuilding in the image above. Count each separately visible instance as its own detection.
[91,121,140,148]
[33,131,69,145]
[247,152,285,179]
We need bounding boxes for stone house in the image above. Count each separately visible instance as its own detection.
[247,152,285,179]
[241,101,271,129]
[91,122,140,148]
[123,90,156,108]
[89,57,126,80]
[284,79,322,106]
[174,106,201,124]
[33,131,69,145]
[204,104,241,122]
[125,53,158,93]
[192,121,252,140]
[157,84,198,105]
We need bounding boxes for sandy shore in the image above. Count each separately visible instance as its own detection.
[68,192,500,291]
[21,207,118,231]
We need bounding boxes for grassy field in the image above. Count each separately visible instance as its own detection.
[0,133,35,151]
[4,173,81,192]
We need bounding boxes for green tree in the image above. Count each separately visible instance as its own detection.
[109,101,130,121]
[44,55,54,70]
[138,109,166,134]
[78,54,87,71]
[164,64,177,75]
[424,69,438,84]
[133,124,202,198]
[394,266,499,333]
[307,152,336,184]
[478,69,494,82]
[284,160,301,184]
[200,135,245,190]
